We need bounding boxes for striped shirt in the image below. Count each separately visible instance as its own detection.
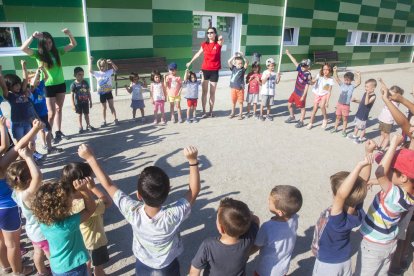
[360,183,414,244]
[293,65,311,97]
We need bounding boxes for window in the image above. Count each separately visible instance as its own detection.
[348,30,413,46]
[394,34,400,43]
[283,27,299,46]
[346,31,352,43]
[0,23,27,56]
[379,33,386,43]
[370,33,379,44]
[400,34,406,43]
[360,32,369,43]
[407,35,412,44]
[387,34,393,43]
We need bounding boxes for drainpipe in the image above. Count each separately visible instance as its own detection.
[278,0,288,73]
[81,0,94,92]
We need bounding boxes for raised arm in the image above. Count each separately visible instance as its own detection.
[360,140,376,182]
[184,146,200,206]
[125,83,133,93]
[89,56,94,74]
[62,28,77,52]
[218,35,224,46]
[354,71,361,88]
[20,60,28,93]
[20,31,43,56]
[389,90,414,117]
[186,47,203,68]
[78,144,119,198]
[228,55,235,68]
[382,88,411,136]
[73,177,97,223]
[243,55,249,70]
[90,184,112,208]
[107,59,118,72]
[0,66,9,99]
[0,117,9,155]
[39,66,49,83]
[332,66,342,85]
[285,49,299,67]
[18,144,42,198]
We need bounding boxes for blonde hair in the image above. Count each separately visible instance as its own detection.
[330,171,367,207]
[96,58,108,71]
[390,85,404,95]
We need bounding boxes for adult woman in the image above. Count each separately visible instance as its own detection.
[21,29,77,143]
[186,27,223,118]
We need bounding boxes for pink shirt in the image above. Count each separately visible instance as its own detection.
[246,72,261,94]
[165,75,182,97]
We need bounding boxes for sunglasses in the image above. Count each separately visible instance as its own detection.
[207,32,215,34]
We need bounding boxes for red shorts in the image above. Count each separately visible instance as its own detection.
[336,103,350,117]
[32,240,50,255]
[187,99,197,108]
[288,92,305,108]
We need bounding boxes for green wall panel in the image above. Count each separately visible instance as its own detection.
[88,23,153,37]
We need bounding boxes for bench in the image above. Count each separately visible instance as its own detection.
[112,57,168,95]
[313,51,347,70]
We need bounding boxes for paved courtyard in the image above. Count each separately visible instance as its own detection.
[9,62,414,275]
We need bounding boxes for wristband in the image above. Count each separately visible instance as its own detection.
[189,162,199,166]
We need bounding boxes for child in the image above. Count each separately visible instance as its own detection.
[3,60,37,142]
[245,61,261,119]
[150,70,167,125]
[89,57,119,127]
[29,66,63,154]
[183,69,202,123]
[307,63,334,130]
[311,142,374,276]
[8,143,51,276]
[331,66,361,136]
[165,62,183,123]
[377,78,404,150]
[125,72,146,123]
[348,79,377,144]
[260,58,280,121]
[77,143,200,275]
[32,177,96,275]
[252,185,303,275]
[61,162,112,276]
[285,49,312,128]
[228,53,248,119]
[189,198,259,275]
[71,67,96,133]
[354,134,414,275]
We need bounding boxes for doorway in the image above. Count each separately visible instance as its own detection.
[191,12,241,75]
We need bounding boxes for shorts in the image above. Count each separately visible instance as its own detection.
[288,92,305,108]
[89,245,109,267]
[187,99,198,108]
[314,93,329,106]
[75,102,89,115]
[99,92,114,103]
[379,121,393,134]
[39,115,52,131]
[261,95,274,107]
[45,83,66,98]
[246,93,259,104]
[154,100,165,113]
[0,206,21,231]
[312,258,352,276]
[131,100,145,110]
[11,121,32,141]
[168,96,181,103]
[231,88,244,104]
[335,103,350,117]
[201,69,219,82]
[353,117,367,130]
[135,258,180,276]
[32,239,50,255]
[52,263,87,276]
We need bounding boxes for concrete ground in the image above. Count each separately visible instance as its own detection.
[10,62,414,275]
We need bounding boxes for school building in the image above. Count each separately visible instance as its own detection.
[0,0,413,89]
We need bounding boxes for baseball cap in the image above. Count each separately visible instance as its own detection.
[168,62,177,70]
[266,58,275,66]
[300,59,311,67]
[394,149,414,179]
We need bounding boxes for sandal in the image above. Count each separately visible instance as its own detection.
[228,114,235,119]
[2,267,12,273]
[201,113,207,119]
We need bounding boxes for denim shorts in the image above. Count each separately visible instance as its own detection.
[11,121,32,141]
[135,258,180,276]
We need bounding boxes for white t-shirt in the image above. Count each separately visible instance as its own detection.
[91,69,113,94]
[312,74,333,96]
[12,190,45,242]
[378,101,399,125]
[260,70,277,96]
[254,214,299,276]
[113,190,191,268]
[151,82,165,101]
[130,83,144,100]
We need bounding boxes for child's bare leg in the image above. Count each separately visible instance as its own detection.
[260,104,264,117]
[334,115,341,130]
[359,129,366,140]
[353,126,359,136]
[288,102,294,118]
[342,116,348,131]
[107,99,117,120]
[40,130,47,147]
[186,107,190,120]
[309,104,318,125]
[3,229,22,273]
[0,232,10,270]
[247,103,251,114]
[321,105,327,121]
[94,264,106,276]
[85,114,90,127]
[300,107,306,122]
[253,103,257,115]
[176,102,182,121]
[193,107,196,119]
[230,103,236,117]
[46,131,52,149]
[382,132,390,149]
[170,102,175,121]
[266,104,271,116]
[78,114,83,129]
[33,245,48,274]
[238,102,243,117]
[101,102,107,123]
[132,108,137,119]
[140,108,145,118]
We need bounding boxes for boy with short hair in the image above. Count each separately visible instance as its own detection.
[260,58,280,121]
[189,198,259,275]
[348,79,377,144]
[331,66,361,136]
[354,134,414,276]
[77,143,200,275]
[165,62,183,123]
[70,67,95,133]
[252,185,303,276]
[284,49,312,128]
[311,142,374,276]
[228,53,248,119]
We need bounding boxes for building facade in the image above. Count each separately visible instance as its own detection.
[1,0,413,88]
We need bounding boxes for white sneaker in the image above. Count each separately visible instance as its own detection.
[321,119,328,129]
[307,123,313,130]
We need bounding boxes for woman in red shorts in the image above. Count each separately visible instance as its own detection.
[186,27,223,118]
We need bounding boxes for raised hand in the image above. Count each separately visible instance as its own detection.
[365,139,377,153]
[62,28,72,36]
[184,146,198,163]
[32,31,43,39]
[78,144,95,160]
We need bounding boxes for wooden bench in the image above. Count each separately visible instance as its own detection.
[313,51,347,70]
[112,57,168,95]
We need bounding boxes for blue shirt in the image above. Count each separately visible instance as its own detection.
[338,83,355,105]
[30,81,48,117]
[6,91,36,123]
[40,213,89,273]
[317,207,364,263]
[0,178,17,208]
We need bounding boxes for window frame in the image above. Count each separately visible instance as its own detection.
[0,22,28,57]
[283,27,299,46]
[346,30,414,46]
